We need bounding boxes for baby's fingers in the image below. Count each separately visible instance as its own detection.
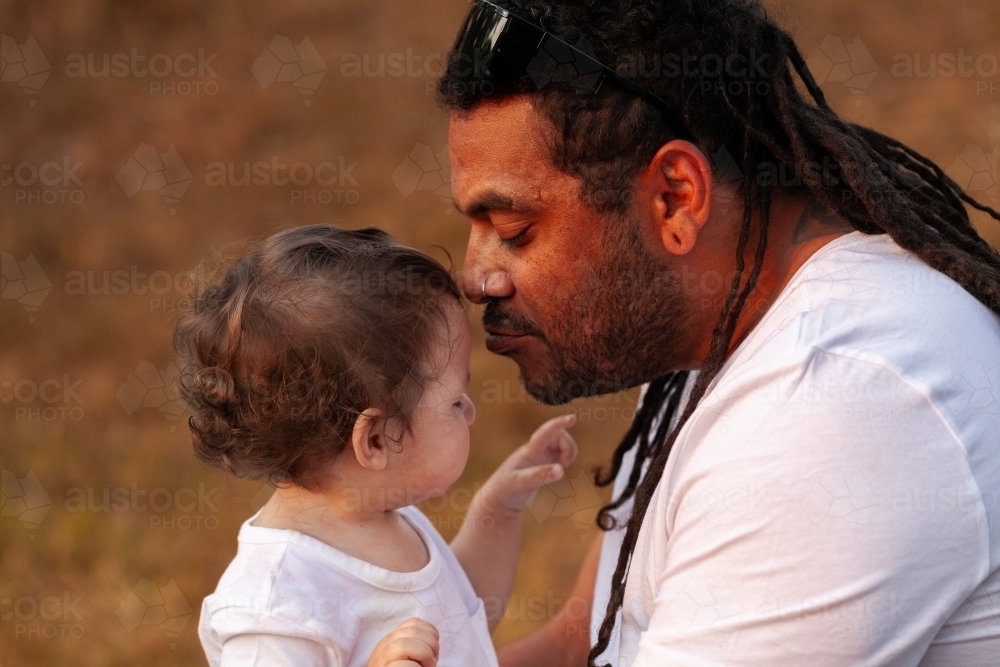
[384,637,437,667]
[369,618,439,667]
[523,414,577,462]
[552,427,578,468]
[501,463,566,511]
[399,619,439,651]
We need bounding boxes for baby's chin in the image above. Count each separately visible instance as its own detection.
[401,464,469,509]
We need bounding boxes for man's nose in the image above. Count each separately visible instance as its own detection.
[462,227,515,303]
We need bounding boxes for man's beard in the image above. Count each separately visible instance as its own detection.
[483,214,688,405]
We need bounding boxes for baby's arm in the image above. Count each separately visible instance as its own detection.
[450,415,577,631]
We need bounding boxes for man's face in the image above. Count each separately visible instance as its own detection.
[450,96,691,404]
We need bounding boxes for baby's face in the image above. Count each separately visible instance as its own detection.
[392,303,475,502]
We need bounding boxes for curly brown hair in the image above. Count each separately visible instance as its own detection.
[173,224,462,491]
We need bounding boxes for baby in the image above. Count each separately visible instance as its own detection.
[175,224,577,667]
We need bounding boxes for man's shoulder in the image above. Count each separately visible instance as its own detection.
[742,233,1000,397]
[702,233,1000,463]
[791,232,998,348]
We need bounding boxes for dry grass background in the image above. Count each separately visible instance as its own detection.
[0,0,998,665]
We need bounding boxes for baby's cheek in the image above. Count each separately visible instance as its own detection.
[441,435,471,487]
[408,427,469,499]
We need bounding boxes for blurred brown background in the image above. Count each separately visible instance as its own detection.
[1,0,998,665]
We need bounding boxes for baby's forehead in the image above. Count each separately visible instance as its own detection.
[424,339,471,379]
[432,303,473,344]
[416,302,471,377]
[421,314,467,351]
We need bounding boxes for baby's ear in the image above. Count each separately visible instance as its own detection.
[351,408,389,471]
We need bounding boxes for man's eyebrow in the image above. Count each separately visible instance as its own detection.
[456,191,530,218]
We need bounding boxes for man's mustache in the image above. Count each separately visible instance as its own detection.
[482,301,545,340]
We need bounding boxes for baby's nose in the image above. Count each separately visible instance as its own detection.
[463,395,476,426]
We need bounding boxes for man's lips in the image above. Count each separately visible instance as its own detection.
[484,329,530,354]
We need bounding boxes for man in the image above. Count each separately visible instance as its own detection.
[439,1,1000,665]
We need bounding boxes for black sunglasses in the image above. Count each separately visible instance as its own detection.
[449,0,692,140]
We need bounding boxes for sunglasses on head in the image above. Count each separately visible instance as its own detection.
[449,0,692,140]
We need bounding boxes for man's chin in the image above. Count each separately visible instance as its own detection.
[498,346,569,406]
[496,339,638,405]
[513,357,592,406]
[519,360,644,406]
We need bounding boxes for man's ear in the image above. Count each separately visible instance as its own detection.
[642,140,714,256]
[351,408,389,472]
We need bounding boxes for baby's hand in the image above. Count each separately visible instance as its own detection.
[480,414,578,516]
[366,617,439,667]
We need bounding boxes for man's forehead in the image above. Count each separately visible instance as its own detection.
[448,99,552,170]
[446,98,579,217]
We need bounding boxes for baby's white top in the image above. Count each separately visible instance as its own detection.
[199,505,499,667]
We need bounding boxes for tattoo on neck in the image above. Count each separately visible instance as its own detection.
[791,199,853,245]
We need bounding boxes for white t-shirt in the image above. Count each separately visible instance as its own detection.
[199,505,499,667]
[591,374,697,663]
[593,232,1000,666]
[590,447,632,664]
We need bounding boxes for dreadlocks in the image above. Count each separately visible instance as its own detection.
[437,1,1000,665]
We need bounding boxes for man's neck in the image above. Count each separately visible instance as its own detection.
[726,193,856,355]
